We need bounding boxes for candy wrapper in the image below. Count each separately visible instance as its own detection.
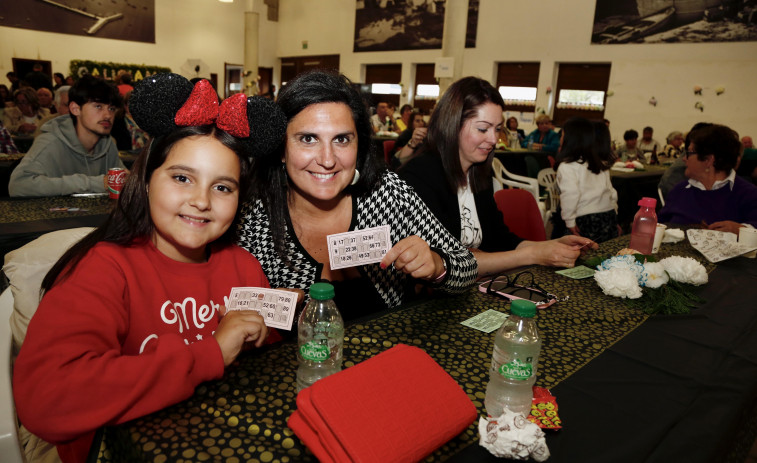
[528,387,562,429]
[479,409,550,461]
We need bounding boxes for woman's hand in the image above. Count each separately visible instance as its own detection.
[522,235,596,268]
[708,220,744,235]
[380,235,444,281]
[214,307,269,367]
[409,127,427,148]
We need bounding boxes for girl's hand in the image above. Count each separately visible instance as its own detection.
[214,307,269,367]
[568,225,581,236]
[380,235,444,281]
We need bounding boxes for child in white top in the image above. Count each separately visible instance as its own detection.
[556,118,619,243]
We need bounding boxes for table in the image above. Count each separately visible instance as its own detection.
[93,235,757,463]
[610,166,667,232]
[0,153,24,197]
[0,196,112,262]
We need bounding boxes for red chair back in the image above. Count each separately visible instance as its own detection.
[493,189,546,241]
[383,140,396,165]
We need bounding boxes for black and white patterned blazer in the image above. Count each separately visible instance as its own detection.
[237,171,478,309]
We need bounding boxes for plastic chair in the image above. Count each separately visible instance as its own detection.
[494,189,547,242]
[0,288,24,463]
[382,140,396,165]
[491,158,547,223]
[537,168,560,216]
[657,186,666,207]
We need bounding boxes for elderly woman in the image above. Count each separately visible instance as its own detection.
[659,124,757,234]
[237,70,477,321]
[661,131,684,159]
[2,87,54,136]
[521,114,560,153]
[400,77,596,278]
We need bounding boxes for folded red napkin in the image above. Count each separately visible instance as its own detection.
[288,344,477,463]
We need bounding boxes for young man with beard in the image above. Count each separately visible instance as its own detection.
[9,75,126,197]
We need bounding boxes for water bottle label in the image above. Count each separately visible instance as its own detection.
[499,358,533,381]
[300,342,330,362]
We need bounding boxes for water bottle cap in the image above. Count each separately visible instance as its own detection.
[511,299,536,317]
[638,197,657,208]
[309,282,335,300]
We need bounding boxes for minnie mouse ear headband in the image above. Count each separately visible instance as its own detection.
[129,73,286,158]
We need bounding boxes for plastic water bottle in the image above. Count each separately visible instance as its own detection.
[296,282,344,392]
[485,300,541,417]
[628,197,658,254]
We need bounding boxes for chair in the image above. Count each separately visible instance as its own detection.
[657,186,666,207]
[0,288,24,463]
[382,140,396,165]
[491,158,547,223]
[493,189,547,242]
[537,168,560,217]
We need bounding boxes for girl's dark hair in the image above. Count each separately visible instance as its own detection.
[556,118,613,174]
[41,126,251,292]
[423,76,505,194]
[249,69,385,260]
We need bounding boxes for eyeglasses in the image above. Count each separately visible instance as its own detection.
[478,271,567,309]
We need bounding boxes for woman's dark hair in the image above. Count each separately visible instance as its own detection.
[409,111,425,128]
[689,124,741,173]
[556,118,614,174]
[506,116,518,130]
[423,76,505,194]
[249,69,385,260]
[41,126,252,292]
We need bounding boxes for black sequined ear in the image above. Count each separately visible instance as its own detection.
[244,96,287,158]
[130,73,194,138]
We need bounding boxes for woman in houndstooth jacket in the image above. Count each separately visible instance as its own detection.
[237,70,477,321]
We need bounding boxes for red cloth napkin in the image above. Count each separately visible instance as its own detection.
[288,344,477,463]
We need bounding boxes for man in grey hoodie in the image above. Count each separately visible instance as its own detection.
[9,75,126,197]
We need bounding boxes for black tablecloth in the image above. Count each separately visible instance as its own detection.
[449,256,757,463]
[92,235,757,463]
[494,151,551,178]
[610,167,667,232]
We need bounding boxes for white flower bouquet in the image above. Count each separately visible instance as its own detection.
[592,254,707,314]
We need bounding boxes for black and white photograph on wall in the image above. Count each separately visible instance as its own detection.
[0,0,155,43]
[354,0,446,52]
[592,0,757,44]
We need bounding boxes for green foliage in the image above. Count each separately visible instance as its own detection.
[626,279,705,315]
[68,60,171,83]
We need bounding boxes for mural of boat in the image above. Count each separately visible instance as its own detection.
[593,7,676,43]
[637,0,739,23]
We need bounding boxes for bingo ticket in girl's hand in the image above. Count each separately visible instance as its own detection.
[327,225,391,270]
[226,288,298,330]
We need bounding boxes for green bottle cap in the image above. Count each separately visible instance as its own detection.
[309,282,335,300]
[511,299,536,318]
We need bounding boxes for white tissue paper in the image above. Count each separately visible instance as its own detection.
[479,409,550,461]
[662,228,685,243]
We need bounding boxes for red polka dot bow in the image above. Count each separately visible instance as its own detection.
[174,80,249,138]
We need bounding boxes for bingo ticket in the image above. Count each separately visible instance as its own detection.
[227,287,298,331]
[327,225,391,270]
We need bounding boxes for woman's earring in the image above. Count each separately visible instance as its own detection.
[351,169,360,186]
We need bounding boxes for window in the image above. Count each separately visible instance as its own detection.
[365,64,402,107]
[496,63,540,112]
[414,63,437,114]
[552,63,611,126]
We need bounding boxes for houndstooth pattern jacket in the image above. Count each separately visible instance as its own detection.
[236,171,478,309]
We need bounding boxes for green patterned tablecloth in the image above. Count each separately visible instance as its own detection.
[0,196,112,224]
[97,236,709,463]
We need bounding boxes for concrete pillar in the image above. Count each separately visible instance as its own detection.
[438,0,469,96]
[244,12,260,96]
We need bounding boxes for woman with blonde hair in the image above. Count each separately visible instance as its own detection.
[522,114,560,153]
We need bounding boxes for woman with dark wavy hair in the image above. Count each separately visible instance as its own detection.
[400,76,596,277]
[238,69,477,321]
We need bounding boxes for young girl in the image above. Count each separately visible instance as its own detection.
[12,74,287,463]
[556,118,620,243]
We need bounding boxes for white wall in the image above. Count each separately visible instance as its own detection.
[3,0,755,140]
[275,0,757,140]
[0,0,256,93]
